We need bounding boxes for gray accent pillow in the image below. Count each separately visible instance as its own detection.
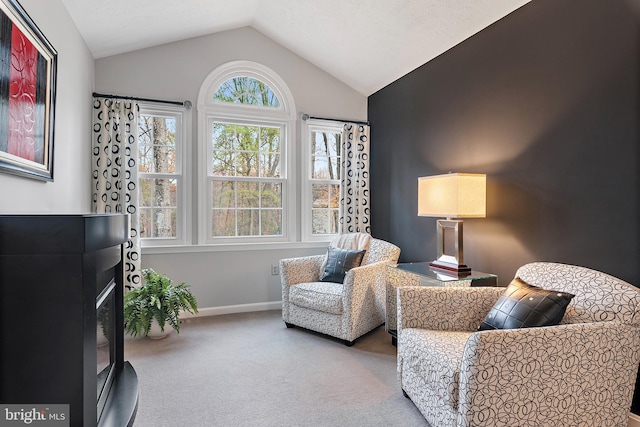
[320,246,366,283]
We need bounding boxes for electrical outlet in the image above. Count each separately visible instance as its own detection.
[271,264,279,275]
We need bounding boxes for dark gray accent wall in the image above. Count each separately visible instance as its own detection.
[369,0,639,287]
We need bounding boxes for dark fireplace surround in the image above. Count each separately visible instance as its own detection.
[0,214,138,427]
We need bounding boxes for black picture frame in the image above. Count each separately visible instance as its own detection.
[0,0,57,181]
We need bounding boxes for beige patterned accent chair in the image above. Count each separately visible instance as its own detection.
[397,262,640,427]
[280,233,400,346]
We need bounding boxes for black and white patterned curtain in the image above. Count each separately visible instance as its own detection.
[339,123,371,234]
[91,97,141,287]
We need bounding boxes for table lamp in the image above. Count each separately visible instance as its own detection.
[418,173,486,275]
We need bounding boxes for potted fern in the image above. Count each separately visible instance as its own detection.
[124,268,198,338]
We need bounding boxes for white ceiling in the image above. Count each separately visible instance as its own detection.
[61,0,530,96]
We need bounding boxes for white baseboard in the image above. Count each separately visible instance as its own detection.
[180,301,282,319]
[629,412,640,427]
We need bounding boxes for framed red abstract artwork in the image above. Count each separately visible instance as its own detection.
[0,0,56,181]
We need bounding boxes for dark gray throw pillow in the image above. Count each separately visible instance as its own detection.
[320,246,366,283]
[478,277,575,331]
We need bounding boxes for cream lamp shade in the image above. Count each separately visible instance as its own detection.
[417,173,486,275]
[418,173,486,219]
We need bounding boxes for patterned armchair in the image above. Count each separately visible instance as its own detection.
[280,233,400,345]
[397,262,640,427]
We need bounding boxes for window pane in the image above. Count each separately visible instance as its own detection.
[312,184,328,208]
[312,131,340,156]
[260,127,280,152]
[152,208,176,238]
[235,151,258,177]
[311,207,339,235]
[212,123,236,150]
[236,125,258,149]
[211,181,235,208]
[154,178,177,207]
[212,150,235,176]
[213,77,280,108]
[330,210,339,234]
[261,183,281,208]
[237,209,260,236]
[139,178,178,239]
[138,115,176,173]
[311,156,328,180]
[311,156,340,180]
[138,146,154,174]
[330,157,340,180]
[312,210,330,234]
[154,146,176,173]
[212,209,235,236]
[139,209,151,238]
[329,184,340,208]
[237,181,259,208]
[138,178,178,208]
[261,209,282,235]
[260,153,280,178]
[212,123,281,179]
[139,178,153,207]
[139,207,177,238]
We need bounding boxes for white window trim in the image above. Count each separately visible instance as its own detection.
[141,240,330,256]
[139,102,192,247]
[197,60,297,245]
[301,119,343,242]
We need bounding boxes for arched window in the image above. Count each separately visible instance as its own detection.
[213,76,280,108]
[197,61,296,244]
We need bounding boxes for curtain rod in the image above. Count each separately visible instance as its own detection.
[92,92,192,109]
[301,113,369,126]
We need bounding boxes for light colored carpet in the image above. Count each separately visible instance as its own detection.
[124,310,429,427]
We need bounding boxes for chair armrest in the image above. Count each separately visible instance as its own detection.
[279,255,326,286]
[341,260,395,339]
[343,260,394,308]
[458,322,640,426]
[397,286,504,332]
[343,260,394,294]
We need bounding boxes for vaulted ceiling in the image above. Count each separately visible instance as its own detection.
[61,0,530,95]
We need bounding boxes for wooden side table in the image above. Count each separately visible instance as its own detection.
[386,262,498,345]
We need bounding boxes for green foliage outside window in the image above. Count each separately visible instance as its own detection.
[213,76,280,108]
[209,76,284,238]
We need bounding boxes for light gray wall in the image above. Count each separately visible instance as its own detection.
[0,0,94,213]
[95,27,367,311]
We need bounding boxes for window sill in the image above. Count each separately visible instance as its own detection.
[141,240,331,255]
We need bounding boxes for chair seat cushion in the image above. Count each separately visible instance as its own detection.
[400,328,472,409]
[289,282,344,315]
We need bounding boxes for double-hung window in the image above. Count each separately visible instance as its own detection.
[208,119,284,237]
[198,61,296,245]
[138,104,189,246]
[302,121,343,240]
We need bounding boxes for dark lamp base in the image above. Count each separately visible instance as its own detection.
[429,261,472,277]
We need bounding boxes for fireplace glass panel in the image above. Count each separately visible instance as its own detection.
[97,280,116,407]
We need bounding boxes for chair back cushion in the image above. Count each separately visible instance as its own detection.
[515,262,640,325]
[325,232,400,266]
[330,232,371,251]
